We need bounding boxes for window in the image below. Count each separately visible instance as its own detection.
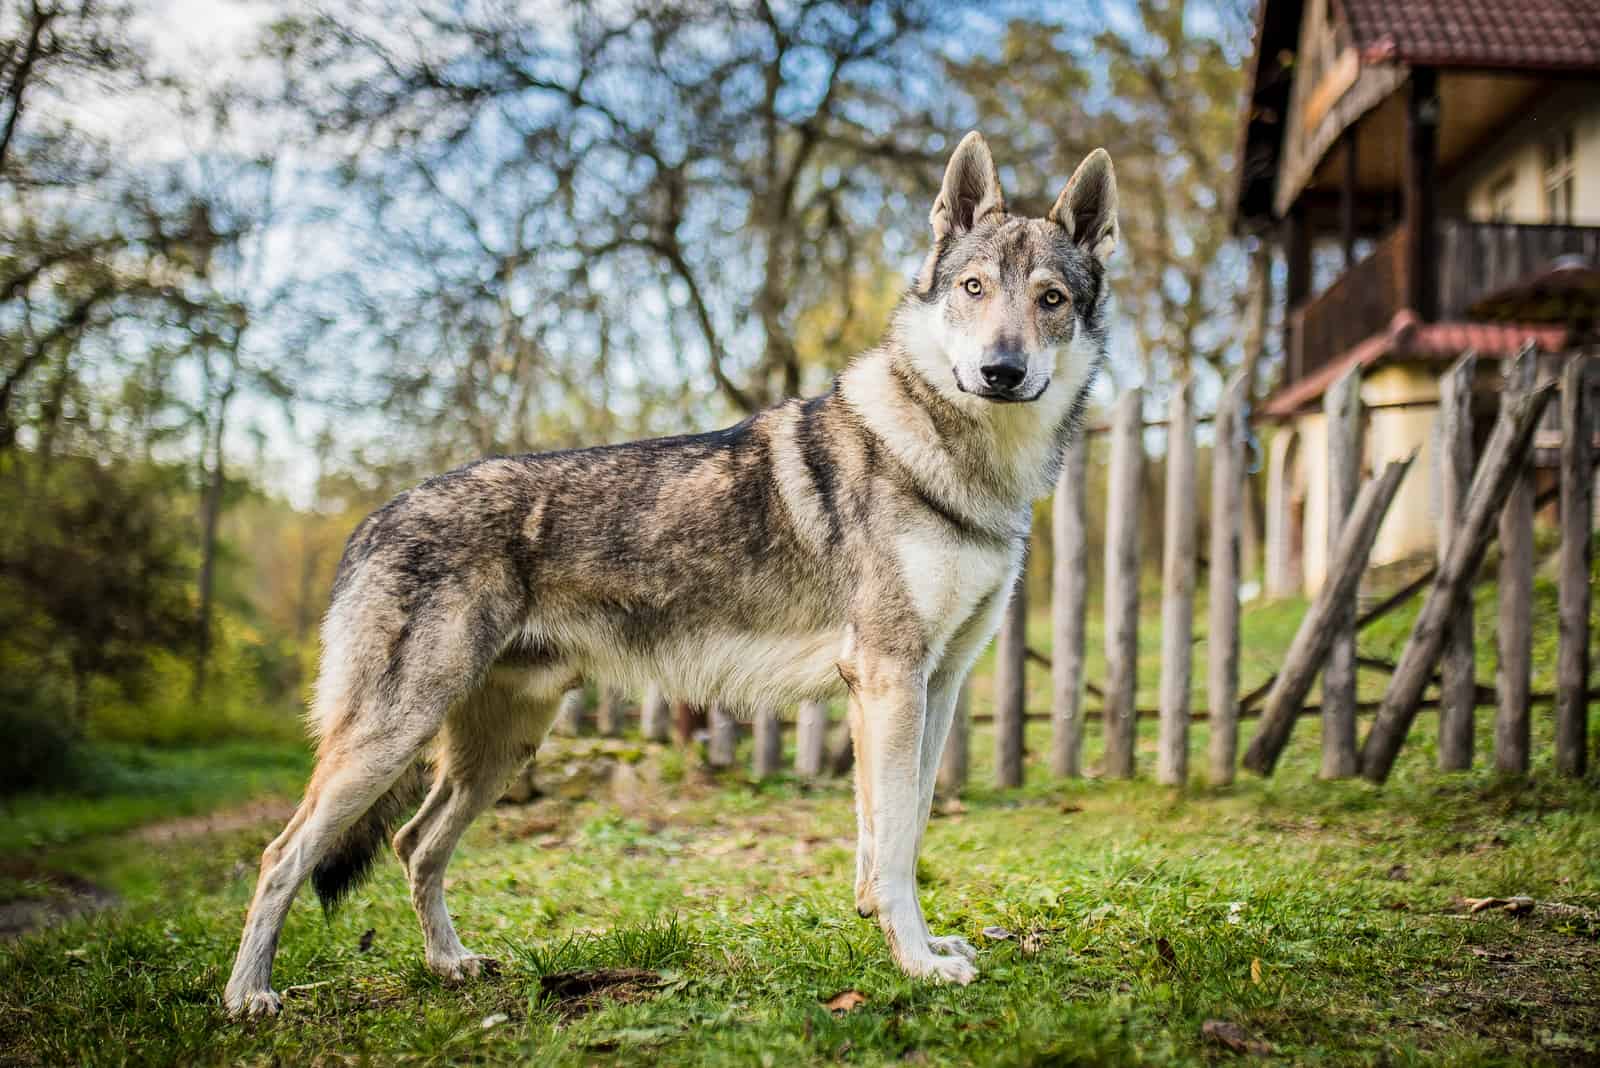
[1489,171,1516,221]
[1544,128,1576,223]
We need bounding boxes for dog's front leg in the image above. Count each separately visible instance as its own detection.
[848,691,878,919]
[852,655,977,985]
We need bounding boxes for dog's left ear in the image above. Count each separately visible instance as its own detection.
[1049,148,1118,265]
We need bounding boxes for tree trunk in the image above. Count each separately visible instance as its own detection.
[194,408,227,697]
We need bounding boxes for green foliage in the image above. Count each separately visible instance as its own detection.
[0,451,310,756]
[0,671,81,795]
[0,453,198,724]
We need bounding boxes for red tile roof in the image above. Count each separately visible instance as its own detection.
[1261,311,1568,417]
[1337,0,1600,71]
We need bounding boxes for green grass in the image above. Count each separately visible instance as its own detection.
[2,539,1597,1065]
[0,741,311,855]
[2,712,1598,1066]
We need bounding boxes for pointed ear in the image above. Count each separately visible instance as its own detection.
[1049,148,1118,264]
[930,131,1006,241]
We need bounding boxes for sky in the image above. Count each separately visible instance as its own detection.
[54,0,1150,507]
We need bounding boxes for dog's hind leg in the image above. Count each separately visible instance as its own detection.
[223,707,443,1017]
[394,676,560,981]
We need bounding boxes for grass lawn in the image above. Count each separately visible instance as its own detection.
[2,542,1597,1066]
[2,710,1598,1066]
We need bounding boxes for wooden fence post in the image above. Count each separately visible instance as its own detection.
[640,685,671,743]
[1360,378,1558,782]
[1208,375,1246,785]
[1157,379,1196,785]
[1104,388,1143,779]
[597,686,625,737]
[994,568,1028,788]
[1495,349,1536,774]
[672,701,700,747]
[1556,354,1596,778]
[1437,352,1478,770]
[707,705,737,769]
[554,687,589,736]
[1242,455,1415,775]
[752,708,783,779]
[794,700,829,778]
[938,682,971,795]
[1321,367,1362,778]
[1051,432,1090,779]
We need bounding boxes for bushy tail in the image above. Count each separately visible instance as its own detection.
[311,762,428,915]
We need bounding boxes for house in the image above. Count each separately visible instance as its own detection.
[1234,0,1600,597]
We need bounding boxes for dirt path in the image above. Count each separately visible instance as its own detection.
[2,796,299,940]
[133,797,297,845]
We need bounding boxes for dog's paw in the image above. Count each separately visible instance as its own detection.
[928,934,978,962]
[225,987,283,1018]
[429,953,501,984]
[914,951,978,985]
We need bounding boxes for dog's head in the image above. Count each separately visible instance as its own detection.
[900,132,1116,407]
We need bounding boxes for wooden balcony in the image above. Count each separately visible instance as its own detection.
[1287,220,1600,384]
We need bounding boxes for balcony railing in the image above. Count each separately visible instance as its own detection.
[1287,219,1600,385]
[1436,220,1600,318]
[1288,227,1408,384]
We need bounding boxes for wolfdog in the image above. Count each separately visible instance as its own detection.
[225,132,1117,1015]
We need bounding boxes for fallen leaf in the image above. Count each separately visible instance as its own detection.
[1156,937,1177,968]
[1250,958,1262,986]
[1202,1019,1273,1055]
[824,989,868,1015]
[981,926,1014,941]
[1059,802,1084,814]
[357,928,375,953]
[1385,900,1409,911]
[480,1012,509,1030]
[1386,864,1410,882]
[1465,895,1535,916]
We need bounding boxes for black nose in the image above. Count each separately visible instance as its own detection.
[979,358,1026,391]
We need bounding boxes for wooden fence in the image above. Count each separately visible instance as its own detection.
[545,348,1599,787]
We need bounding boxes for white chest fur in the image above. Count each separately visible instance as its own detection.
[893,523,1018,660]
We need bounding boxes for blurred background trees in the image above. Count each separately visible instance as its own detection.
[0,0,1259,785]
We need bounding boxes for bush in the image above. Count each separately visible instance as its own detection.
[0,673,83,795]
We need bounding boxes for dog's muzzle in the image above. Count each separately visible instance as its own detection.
[954,370,1049,403]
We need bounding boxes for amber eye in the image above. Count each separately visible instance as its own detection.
[1041,289,1066,308]
[963,278,983,297]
